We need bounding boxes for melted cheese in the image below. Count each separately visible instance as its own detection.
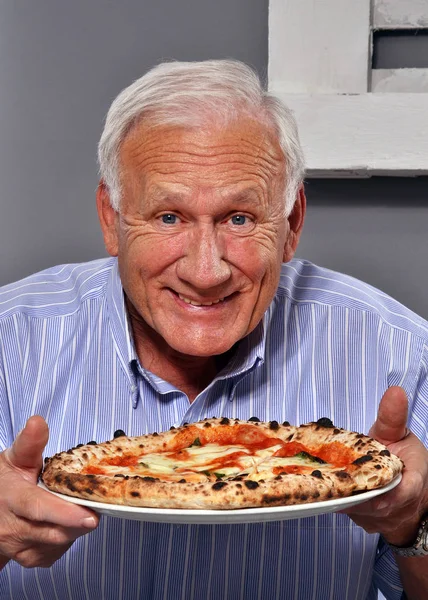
[85,441,333,483]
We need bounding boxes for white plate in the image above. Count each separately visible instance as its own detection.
[38,474,401,524]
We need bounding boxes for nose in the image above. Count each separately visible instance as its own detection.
[176,224,231,290]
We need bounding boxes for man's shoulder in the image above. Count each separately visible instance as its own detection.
[278,258,428,339]
[0,257,116,322]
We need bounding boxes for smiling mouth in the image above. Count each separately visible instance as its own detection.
[177,293,226,307]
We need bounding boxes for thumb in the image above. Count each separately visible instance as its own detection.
[6,415,49,474]
[368,386,408,445]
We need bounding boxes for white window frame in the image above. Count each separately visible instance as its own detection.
[268,0,428,176]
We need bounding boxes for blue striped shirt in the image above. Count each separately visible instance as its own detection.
[1,257,427,600]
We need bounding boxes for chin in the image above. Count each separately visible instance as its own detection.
[169,337,237,358]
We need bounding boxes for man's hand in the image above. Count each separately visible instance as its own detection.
[0,416,99,570]
[341,386,428,546]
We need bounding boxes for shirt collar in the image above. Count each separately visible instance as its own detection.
[106,257,273,391]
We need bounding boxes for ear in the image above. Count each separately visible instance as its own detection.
[282,185,306,263]
[96,181,119,257]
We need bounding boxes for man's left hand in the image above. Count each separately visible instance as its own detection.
[341,386,428,546]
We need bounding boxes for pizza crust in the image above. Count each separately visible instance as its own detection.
[42,417,403,509]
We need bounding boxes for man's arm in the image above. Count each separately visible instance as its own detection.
[342,386,428,600]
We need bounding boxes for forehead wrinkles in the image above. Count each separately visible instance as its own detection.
[120,124,285,189]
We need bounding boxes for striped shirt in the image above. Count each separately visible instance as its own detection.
[1,257,427,600]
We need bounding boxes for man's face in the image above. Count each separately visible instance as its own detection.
[98,117,303,358]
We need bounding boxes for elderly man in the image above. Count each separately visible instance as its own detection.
[0,60,427,600]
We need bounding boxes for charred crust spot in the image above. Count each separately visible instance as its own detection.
[379,449,391,457]
[183,422,189,426]
[316,417,334,428]
[269,420,279,431]
[113,429,126,438]
[334,470,350,480]
[236,483,242,488]
[311,470,323,479]
[114,474,125,478]
[300,494,308,501]
[355,433,365,439]
[220,417,230,425]
[87,441,97,445]
[286,434,294,441]
[311,491,320,499]
[294,492,301,499]
[262,495,277,504]
[169,426,176,430]
[152,432,158,437]
[87,474,95,479]
[139,444,144,448]
[327,490,333,498]
[55,474,63,483]
[76,443,84,448]
[82,453,88,460]
[275,475,282,480]
[203,422,212,428]
[353,454,374,466]
[282,421,290,426]
[124,476,129,480]
[116,447,122,453]
[333,428,340,434]
[44,457,50,464]
[354,440,363,447]
[233,476,243,481]
[64,477,77,493]
[375,464,382,470]
[244,480,259,490]
[143,476,156,482]
[212,481,227,490]
[84,488,94,495]
[131,491,140,497]
[178,479,187,483]
[66,449,74,455]
[248,416,260,422]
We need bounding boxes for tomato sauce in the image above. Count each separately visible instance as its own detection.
[82,465,107,475]
[99,454,139,467]
[273,441,307,458]
[273,465,312,475]
[200,424,283,451]
[315,442,356,467]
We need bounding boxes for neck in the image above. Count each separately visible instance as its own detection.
[126,299,231,401]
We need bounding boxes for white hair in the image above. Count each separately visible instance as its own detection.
[98,60,305,216]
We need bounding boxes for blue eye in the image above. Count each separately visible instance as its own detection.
[231,215,247,226]
[161,214,177,224]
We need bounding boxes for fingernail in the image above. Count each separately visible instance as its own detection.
[81,517,97,529]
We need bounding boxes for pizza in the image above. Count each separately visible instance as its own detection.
[41,417,403,510]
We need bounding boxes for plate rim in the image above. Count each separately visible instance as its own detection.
[38,473,402,521]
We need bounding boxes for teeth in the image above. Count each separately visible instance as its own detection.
[178,294,225,306]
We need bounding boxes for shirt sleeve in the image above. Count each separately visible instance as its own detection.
[0,350,14,452]
[373,341,428,600]
[0,368,9,452]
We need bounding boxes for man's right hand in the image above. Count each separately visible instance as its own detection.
[0,415,99,569]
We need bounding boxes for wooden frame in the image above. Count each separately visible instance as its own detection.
[268,0,428,176]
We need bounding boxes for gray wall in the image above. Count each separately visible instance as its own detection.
[0,1,427,320]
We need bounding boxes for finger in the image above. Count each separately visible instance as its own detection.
[7,477,99,530]
[368,386,409,444]
[13,542,74,569]
[5,416,49,475]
